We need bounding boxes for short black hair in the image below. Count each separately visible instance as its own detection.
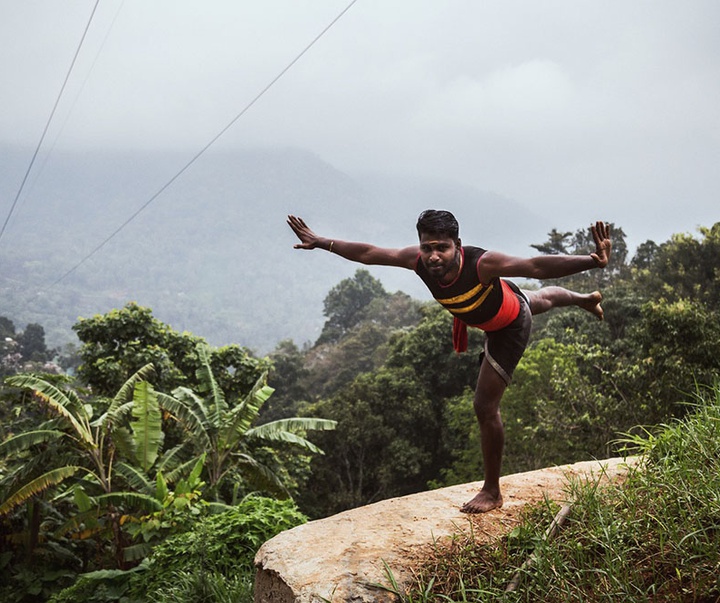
[416,209,459,240]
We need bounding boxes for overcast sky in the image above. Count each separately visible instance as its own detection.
[1,0,719,249]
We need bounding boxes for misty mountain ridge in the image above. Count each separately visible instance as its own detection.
[0,144,547,353]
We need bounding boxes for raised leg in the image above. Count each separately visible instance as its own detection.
[525,287,603,319]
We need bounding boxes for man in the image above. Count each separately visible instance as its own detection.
[287,211,611,513]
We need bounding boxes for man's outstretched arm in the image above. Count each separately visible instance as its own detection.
[477,221,612,282]
[287,215,418,269]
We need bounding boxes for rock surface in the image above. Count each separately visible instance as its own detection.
[254,457,635,603]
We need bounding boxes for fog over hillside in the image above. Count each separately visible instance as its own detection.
[2,144,565,353]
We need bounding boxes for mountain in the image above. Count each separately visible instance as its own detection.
[0,144,547,354]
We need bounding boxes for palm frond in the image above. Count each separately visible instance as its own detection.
[195,343,228,424]
[245,417,335,454]
[92,401,133,429]
[131,381,163,472]
[6,375,93,444]
[72,485,96,512]
[233,453,289,498]
[110,363,155,411]
[0,429,67,456]
[155,442,190,475]
[155,471,169,502]
[220,375,273,447]
[207,501,234,514]
[245,429,325,454]
[253,417,337,433]
[111,426,135,461]
[123,542,154,563]
[95,491,163,513]
[54,507,104,539]
[115,462,153,494]
[0,465,85,515]
[162,455,203,484]
[159,391,212,449]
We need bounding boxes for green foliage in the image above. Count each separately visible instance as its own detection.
[73,302,268,399]
[612,297,720,424]
[647,222,720,306]
[0,365,180,576]
[317,269,388,344]
[128,496,306,599]
[299,366,438,517]
[129,380,163,472]
[160,343,335,502]
[403,384,720,601]
[47,568,146,603]
[503,340,619,470]
[386,303,482,400]
[122,456,211,557]
[435,339,622,487]
[138,569,253,603]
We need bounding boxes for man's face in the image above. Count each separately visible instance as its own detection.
[418,232,461,284]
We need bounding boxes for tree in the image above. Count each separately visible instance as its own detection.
[0,316,15,339]
[647,223,720,307]
[631,239,660,270]
[316,269,388,344]
[302,291,424,401]
[73,303,204,396]
[1,365,164,568]
[17,323,50,363]
[73,302,269,401]
[530,228,573,255]
[298,365,437,517]
[613,297,720,423]
[159,343,336,502]
[385,303,482,401]
[263,339,310,422]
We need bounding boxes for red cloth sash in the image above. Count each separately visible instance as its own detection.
[451,280,521,353]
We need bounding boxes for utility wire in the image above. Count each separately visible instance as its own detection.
[47,0,360,289]
[20,0,126,210]
[0,0,102,245]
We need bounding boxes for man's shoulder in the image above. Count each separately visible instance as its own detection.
[462,245,487,260]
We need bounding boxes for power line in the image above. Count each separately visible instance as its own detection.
[47,0,360,289]
[19,0,127,210]
[0,0,102,246]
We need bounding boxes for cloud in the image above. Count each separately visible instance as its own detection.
[1,1,718,248]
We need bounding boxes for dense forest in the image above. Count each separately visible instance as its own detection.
[1,220,718,602]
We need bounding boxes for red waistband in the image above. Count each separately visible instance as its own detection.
[452,280,521,353]
[471,280,521,332]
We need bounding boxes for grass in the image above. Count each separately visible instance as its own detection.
[382,384,720,602]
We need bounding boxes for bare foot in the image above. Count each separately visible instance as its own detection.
[460,490,503,514]
[580,290,604,320]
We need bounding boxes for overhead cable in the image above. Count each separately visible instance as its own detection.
[47,0,360,289]
[0,0,102,246]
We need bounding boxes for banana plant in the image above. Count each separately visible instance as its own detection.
[1,365,165,567]
[159,343,336,500]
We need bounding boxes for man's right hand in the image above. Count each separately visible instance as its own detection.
[287,215,322,250]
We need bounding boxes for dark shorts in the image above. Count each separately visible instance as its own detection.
[481,289,532,385]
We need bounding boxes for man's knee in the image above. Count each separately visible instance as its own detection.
[473,383,505,422]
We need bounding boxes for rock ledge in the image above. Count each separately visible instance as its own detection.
[254,457,634,602]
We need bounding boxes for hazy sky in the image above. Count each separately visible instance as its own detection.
[2,0,719,248]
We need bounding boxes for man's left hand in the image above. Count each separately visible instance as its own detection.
[590,221,611,268]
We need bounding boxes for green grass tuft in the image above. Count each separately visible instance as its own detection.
[393,383,720,602]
